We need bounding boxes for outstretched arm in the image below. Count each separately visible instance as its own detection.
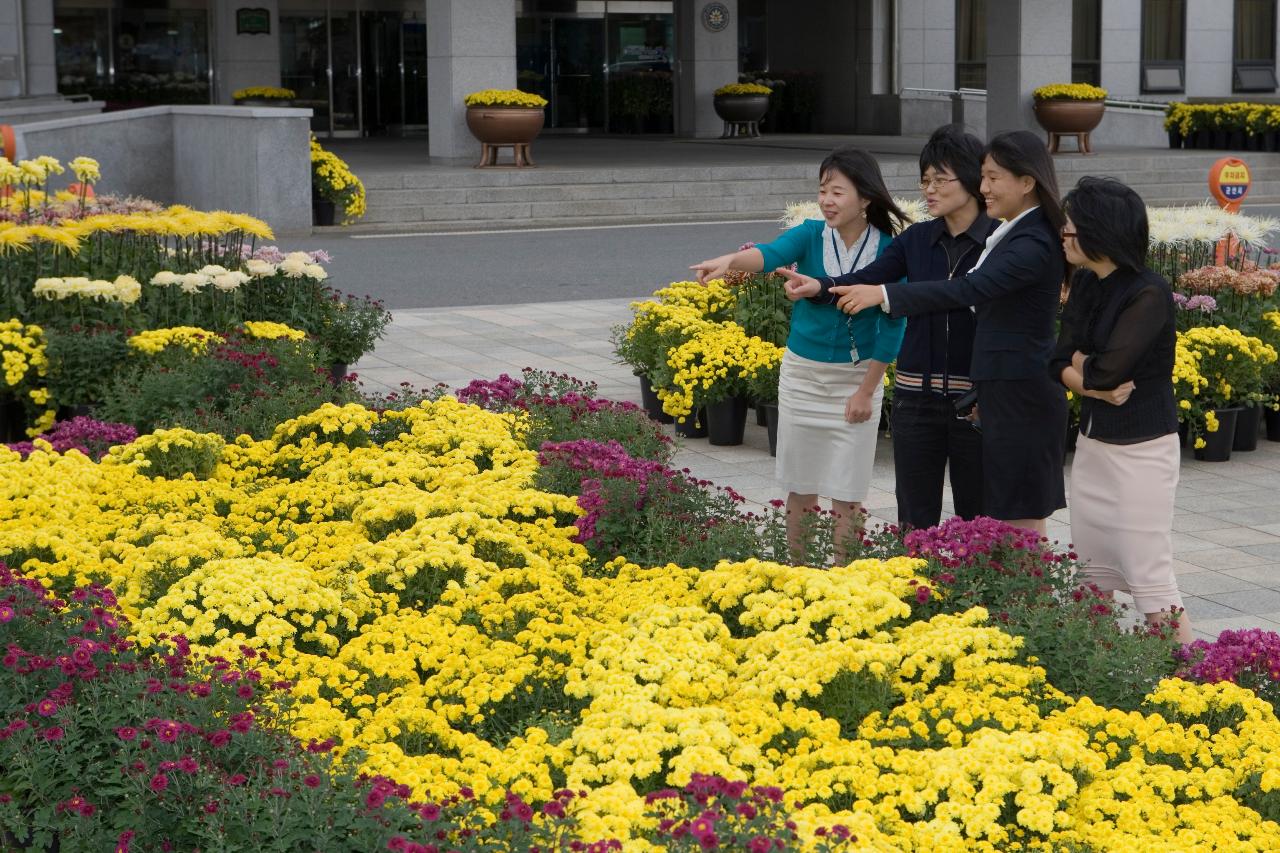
[690,247,765,284]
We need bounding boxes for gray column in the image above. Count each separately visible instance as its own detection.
[212,1,282,104]
[1099,0,1141,99]
[427,0,516,161]
[985,0,1071,137]
[1185,0,1231,96]
[0,0,58,100]
[674,0,738,138]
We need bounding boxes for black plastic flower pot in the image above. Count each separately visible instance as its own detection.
[705,396,748,446]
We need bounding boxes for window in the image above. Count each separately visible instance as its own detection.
[1072,0,1101,85]
[1234,0,1278,92]
[1141,0,1185,92]
[955,0,986,90]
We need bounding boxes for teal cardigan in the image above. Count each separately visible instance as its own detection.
[756,219,906,364]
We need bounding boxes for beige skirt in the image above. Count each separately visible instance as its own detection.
[776,349,883,503]
[1069,432,1182,613]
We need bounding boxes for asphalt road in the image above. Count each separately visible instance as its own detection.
[275,220,787,309]
[276,201,1280,311]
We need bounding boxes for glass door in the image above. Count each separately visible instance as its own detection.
[606,11,673,133]
[279,9,331,134]
[518,15,605,132]
[280,0,426,137]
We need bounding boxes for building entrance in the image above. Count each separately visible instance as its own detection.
[280,0,427,137]
[517,1,674,134]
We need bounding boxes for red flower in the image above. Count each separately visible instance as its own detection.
[39,726,64,741]
[0,604,13,622]
[116,726,138,741]
[149,773,169,793]
[304,774,322,788]
[226,774,248,786]
[116,830,135,853]
[36,698,58,717]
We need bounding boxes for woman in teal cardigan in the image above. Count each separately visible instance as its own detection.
[691,147,908,562]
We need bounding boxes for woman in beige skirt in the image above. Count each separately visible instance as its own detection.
[692,148,909,562]
[1050,177,1191,643]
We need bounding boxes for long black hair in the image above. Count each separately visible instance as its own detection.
[919,123,985,202]
[984,130,1066,233]
[818,146,909,236]
[1062,176,1149,272]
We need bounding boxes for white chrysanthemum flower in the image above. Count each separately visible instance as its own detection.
[198,264,229,277]
[303,263,328,281]
[278,257,307,278]
[179,273,210,294]
[113,275,142,304]
[244,259,276,277]
[151,271,179,287]
[212,271,249,292]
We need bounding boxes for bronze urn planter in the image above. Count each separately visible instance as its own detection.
[465,106,546,168]
[1033,99,1106,154]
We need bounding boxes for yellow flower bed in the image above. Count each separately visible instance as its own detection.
[5,399,1280,849]
[243,320,308,341]
[0,318,56,435]
[127,326,225,356]
[464,89,549,108]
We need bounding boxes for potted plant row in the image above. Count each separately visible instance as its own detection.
[1165,102,1280,151]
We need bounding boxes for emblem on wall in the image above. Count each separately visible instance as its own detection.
[701,2,730,33]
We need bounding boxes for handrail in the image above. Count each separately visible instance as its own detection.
[901,86,988,97]
[1104,98,1168,111]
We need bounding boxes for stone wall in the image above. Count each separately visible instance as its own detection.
[10,105,313,236]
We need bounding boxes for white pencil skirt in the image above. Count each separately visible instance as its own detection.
[775,348,883,503]
[1070,431,1183,613]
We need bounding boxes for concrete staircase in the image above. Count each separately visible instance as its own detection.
[341,141,1280,233]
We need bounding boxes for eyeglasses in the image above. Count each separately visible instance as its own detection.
[918,176,960,191]
[1060,228,1079,239]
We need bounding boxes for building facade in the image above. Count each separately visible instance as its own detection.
[2,0,1279,157]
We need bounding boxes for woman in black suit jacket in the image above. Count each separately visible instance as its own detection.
[781,131,1068,534]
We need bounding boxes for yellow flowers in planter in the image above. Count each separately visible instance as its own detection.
[714,83,773,96]
[232,86,297,101]
[1032,83,1108,101]
[658,321,783,419]
[463,89,549,108]
[310,136,367,223]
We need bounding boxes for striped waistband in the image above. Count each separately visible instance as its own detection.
[894,369,973,394]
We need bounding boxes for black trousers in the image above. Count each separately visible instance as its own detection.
[890,392,984,530]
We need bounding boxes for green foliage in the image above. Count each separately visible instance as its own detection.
[42,325,129,408]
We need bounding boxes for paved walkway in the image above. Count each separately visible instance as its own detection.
[355,297,1280,642]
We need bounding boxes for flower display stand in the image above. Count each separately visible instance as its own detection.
[1033,100,1105,154]
[465,106,544,168]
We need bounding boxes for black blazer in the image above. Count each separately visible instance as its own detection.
[881,207,1065,382]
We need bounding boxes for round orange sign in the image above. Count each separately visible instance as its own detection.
[1209,157,1251,210]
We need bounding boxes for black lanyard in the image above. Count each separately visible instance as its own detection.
[831,227,873,276]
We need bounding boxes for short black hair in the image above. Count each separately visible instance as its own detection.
[1062,176,1149,272]
[919,124,985,202]
[818,146,910,236]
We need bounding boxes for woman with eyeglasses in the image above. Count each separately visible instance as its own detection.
[1050,177,1191,643]
[783,124,994,531]
[689,147,909,562]
[778,130,1068,535]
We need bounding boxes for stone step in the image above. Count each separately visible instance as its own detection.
[352,150,1280,231]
